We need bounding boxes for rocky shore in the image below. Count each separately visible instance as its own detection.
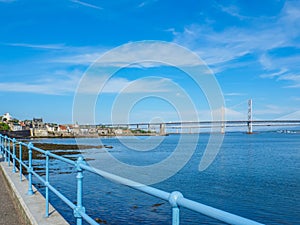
[32,143,113,150]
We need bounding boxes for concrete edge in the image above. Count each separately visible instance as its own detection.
[0,156,69,225]
[0,165,33,225]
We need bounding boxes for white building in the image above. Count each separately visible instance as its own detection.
[2,113,13,122]
[11,123,22,131]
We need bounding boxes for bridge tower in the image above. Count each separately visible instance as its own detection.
[159,123,166,135]
[247,99,253,134]
[221,106,225,134]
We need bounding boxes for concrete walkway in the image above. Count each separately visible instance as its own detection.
[0,155,69,225]
[0,165,25,225]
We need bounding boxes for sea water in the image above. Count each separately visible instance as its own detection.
[31,132,300,224]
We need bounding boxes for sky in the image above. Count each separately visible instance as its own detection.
[0,0,300,124]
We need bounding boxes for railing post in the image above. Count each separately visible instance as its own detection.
[1,135,4,156]
[45,151,50,217]
[27,142,34,195]
[19,143,23,181]
[74,156,85,225]
[8,137,11,166]
[12,138,16,173]
[4,136,8,162]
[169,191,183,225]
[0,134,2,154]
[0,134,3,156]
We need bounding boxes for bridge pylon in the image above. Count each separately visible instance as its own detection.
[160,123,166,135]
[221,106,225,134]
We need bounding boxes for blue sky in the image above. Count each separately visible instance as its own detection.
[0,0,300,124]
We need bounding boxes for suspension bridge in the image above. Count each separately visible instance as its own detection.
[104,100,300,134]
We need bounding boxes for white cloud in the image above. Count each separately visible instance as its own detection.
[217,4,250,20]
[0,0,16,3]
[70,0,102,10]
[53,52,103,65]
[5,42,65,50]
[76,76,174,94]
[260,68,288,78]
[224,92,245,96]
[259,54,300,88]
[173,0,300,86]
[54,42,206,67]
[254,104,289,116]
[278,74,300,82]
[0,74,176,96]
[138,0,157,8]
[0,70,81,95]
[284,83,300,88]
[277,73,300,88]
[164,28,178,36]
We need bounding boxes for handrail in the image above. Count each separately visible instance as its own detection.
[0,134,264,225]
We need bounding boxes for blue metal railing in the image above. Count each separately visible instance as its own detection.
[0,134,264,225]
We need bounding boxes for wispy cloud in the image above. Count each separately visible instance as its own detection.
[255,104,290,116]
[53,42,206,67]
[280,74,300,88]
[260,68,288,79]
[0,70,173,95]
[77,76,174,94]
[0,0,16,3]
[259,52,300,88]
[53,52,103,65]
[225,92,245,96]
[173,0,300,88]
[138,0,157,8]
[70,0,102,10]
[164,28,178,36]
[4,42,65,50]
[217,4,250,20]
[278,74,300,82]
[0,70,81,95]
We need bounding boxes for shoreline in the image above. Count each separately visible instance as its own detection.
[30,132,164,139]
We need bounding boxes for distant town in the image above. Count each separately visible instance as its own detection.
[0,112,156,138]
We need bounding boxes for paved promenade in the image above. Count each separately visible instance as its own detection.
[0,165,25,225]
[0,155,69,225]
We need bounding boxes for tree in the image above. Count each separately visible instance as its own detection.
[0,122,10,131]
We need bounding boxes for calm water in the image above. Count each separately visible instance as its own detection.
[31,132,300,224]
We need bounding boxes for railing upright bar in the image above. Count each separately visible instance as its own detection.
[45,151,50,217]
[8,137,10,166]
[27,142,34,195]
[0,135,2,155]
[19,143,23,181]
[75,157,85,225]
[169,191,183,225]
[4,136,7,162]
[12,138,16,173]
[1,135,3,154]
[2,136,4,158]
[1,135,3,155]
[0,135,2,156]
[172,207,180,225]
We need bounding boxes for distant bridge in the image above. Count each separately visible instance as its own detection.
[103,120,300,134]
[103,99,300,134]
